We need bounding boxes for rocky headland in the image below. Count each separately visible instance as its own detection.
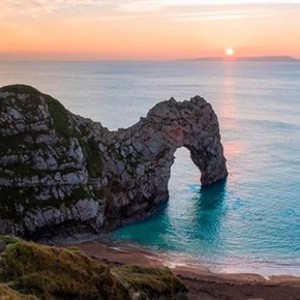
[0,84,227,238]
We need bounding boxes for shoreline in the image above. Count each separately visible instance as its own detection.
[57,237,300,300]
[57,235,300,279]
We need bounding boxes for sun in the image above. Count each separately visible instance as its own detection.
[225,48,234,57]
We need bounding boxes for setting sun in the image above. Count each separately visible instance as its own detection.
[0,1,300,60]
[225,48,234,56]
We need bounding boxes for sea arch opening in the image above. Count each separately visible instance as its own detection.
[168,147,201,201]
[167,145,227,213]
[167,146,227,244]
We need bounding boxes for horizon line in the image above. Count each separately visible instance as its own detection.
[0,55,300,63]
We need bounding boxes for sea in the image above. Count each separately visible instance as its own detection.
[1,60,300,276]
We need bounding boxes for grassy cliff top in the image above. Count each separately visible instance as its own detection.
[0,236,187,300]
[0,84,41,95]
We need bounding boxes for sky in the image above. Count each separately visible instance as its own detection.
[1,0,300,60]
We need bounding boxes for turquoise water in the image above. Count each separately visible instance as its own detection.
[1,61,300,275]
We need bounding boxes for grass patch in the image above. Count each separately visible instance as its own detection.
[0,239,187,300]
[114,265,188,299]
[0,239,128,300]
[0,283,37,300]
[45,96,73,138]
[0,235,20,245]
[85,138,103,177]
[0,85,40,96]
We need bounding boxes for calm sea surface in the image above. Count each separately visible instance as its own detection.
[1,61,300,276]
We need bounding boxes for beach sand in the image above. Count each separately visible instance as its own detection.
[59,239,300,300]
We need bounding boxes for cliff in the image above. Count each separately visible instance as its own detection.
[0,236,187,299]
[0,84,227,237]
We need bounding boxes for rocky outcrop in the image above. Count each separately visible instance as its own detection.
[0,84,227,237]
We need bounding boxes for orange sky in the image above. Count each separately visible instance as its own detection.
[1,1,300,60]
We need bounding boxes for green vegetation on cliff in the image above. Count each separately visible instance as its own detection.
[46,96,74,138]
[0,236,187,300]
[0,84,104,224]
[0,283,37,300]
[114,265,186,300]
[0,85,40,96]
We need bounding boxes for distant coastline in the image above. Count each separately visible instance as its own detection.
[180,55,300,62]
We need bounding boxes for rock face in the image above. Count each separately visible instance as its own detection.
[0,84,227,237]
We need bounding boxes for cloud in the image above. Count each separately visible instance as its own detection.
[118,1,163,12]
[3,0,300,15]
[114,0,300,23]
[0,0,111,17]
[161,10,270,22]
[1,0,299,20]
[118,0,300,13]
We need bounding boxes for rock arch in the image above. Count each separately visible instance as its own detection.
[0,85,227,236]
[101,96,228,227]
[145,96,227,186]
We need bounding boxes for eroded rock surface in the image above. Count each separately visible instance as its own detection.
[0,84,227,237]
